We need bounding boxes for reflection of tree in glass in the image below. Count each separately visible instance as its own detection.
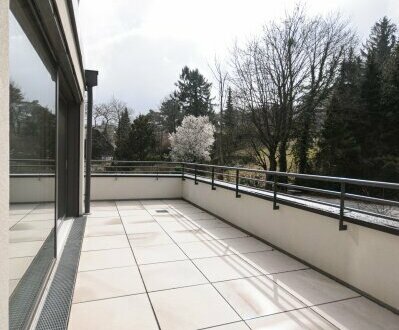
[9,82,56,160]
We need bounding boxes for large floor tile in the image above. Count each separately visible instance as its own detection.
[184,212,217,221]
[141,200,167,206]
[195,219,232,229]
[219,237,272,254]
[147,208,178,216]
[84,224,125,237]
[207,322,250,330]
[246,308,336,329]
[89,206,117,212]
[178,240,234,259]
[9,229,51,243]
[268,269,359,306]
[78,248,135,271]
[205,227,249,240]
[128,231,174,247]
[73,266,145,303]
[87,210,119,218]
[214,276,304,319]
[311,297,399,330]
[242,251,308,274]
[140,260,207,291]
[119,209,150,216]
[68,294,158,330]
[21,213,54,221]
[81,235,130,251]
[133,243,187,264]
[9,257,34,280]
[9,279,19,295]
[12,220,54,231]
[121,215,155,224]
[124,222,164,234]
[10,241,43,258]
[169,228,214,243]
[159,220,199,232]
[193,255,261,282]
[149,284,240,330]
[85,217,121,226]
[152,215,179,222]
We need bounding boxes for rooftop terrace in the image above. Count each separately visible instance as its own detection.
[64,199,398,329]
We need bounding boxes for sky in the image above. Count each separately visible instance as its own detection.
[78,0,399,114]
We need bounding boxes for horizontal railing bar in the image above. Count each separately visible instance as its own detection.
[345,193,399,207]
[181,162,399,190]
[277,182,340,197]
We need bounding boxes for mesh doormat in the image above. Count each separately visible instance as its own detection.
[36,217,86,330]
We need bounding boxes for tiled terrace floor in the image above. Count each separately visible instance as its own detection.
[68,199,399,330]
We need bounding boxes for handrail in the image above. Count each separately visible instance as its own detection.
[10,159,399,231]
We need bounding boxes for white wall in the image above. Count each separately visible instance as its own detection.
[91,176,182,200]
[10,176,55,203]
[0,1,9,328]
[183,179,399,311]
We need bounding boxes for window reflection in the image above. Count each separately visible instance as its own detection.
[9,11,56,328]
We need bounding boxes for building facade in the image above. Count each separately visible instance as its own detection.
[0,1,86,328]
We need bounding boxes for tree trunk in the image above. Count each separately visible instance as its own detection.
[297,110,312,173]
[268,148,277,171]
[278,141,287,172]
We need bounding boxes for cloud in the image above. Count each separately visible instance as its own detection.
[79,0,399,113]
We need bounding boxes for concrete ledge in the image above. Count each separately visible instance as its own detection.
[91,176,182,200]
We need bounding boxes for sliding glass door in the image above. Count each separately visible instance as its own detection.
[9,11,56,329]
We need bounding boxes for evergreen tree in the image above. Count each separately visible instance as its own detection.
[317,52,363,177]
[159,96,182,133]
[114,108,131,160]
[223,87,237,159]
[174,66,214,118]
[363,17,397,66]
[92,128,114,160]
[128,114,156,160]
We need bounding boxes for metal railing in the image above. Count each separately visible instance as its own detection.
[10,159,399,231]
[10,159,55,174]
[90,160,399,231]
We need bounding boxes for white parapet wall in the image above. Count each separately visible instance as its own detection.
[10,176,55,203]
[91,175,182,200]
[182,179,399,311]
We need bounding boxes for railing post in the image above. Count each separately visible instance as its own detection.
[235,169,241,198]
[339,182,348,231]
[156,164,159,180]
[211,166,216,190]
[273,175,279,210]
[195,165,198,185]
[182,163,185,181]
[265,172,268,190]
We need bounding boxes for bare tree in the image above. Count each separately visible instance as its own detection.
[93,96,133,145]
[294,13,355,173]
[231,7,309,171]
[209,56,229,164]
[231,6,354,172]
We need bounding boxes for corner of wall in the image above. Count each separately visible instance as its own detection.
[0,1,10,329]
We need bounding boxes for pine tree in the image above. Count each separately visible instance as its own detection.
[363,17,397,66]
[174,66,214,118]
[159,96,182,133]
[223,87,236,159]
[317,52,363,177]
[114,108,131,160]
[128,115,156,160]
